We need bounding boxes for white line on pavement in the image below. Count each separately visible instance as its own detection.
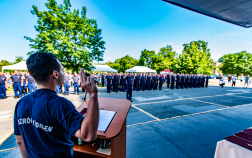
[131,105,160,121]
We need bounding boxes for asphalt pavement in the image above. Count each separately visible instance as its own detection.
[1,82,252,158]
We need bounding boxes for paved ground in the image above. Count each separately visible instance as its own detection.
[1,82,252,157]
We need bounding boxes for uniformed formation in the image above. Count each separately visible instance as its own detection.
[0,71,36,99]
[102,73,210,102]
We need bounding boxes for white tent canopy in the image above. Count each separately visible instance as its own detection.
[125,66,156,73]
[2,61,27,72]
[93,65,117,72]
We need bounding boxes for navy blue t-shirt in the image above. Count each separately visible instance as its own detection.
[11,75,21,83]
[126,76,132,87]
[114,75,120,83]
[72,76,79,83]
[64,76,70,83]
[0,76,7,84]
[106,76,111,84]
[14,89,84,158]
[27,75,36,83]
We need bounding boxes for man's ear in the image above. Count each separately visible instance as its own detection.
[52,70,58,79]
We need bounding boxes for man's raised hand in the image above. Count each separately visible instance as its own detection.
[80,69,98,96]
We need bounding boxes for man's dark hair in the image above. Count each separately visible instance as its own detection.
[26,52,60,84]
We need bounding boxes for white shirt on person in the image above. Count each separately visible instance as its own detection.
[232,77,237,82]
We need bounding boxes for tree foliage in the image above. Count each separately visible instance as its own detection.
[0,60,13,72]
[172,40,214,74]
[219,51,252,76]
[138,45,176,73]
[14,56,24,64]
[106,55,139,73]
[24,0,105,73]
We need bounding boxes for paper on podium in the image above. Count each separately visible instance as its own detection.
[98,110,116,132]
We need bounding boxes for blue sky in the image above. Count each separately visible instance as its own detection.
[0,0,252,63]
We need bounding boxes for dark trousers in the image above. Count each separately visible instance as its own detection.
[198,81,201,88]
[122,81,126,92]
[22,82,27,94]
[0,84,6,98]
[205,81,208,87]
[176,82,180,89]
[73,83,79,94]
[141,81,145,91]
[147,82,151,90]
[126,87,132,101]
[202,82,205,88]
[167,80,170,88]
[64,83,69,94]
[13,82,22,97]
[136,81,139,91]
[232,81,236,87]
[194,82,197,88]
[153,82,156,90]
[102,78,104,87]
[107,83,111,93]
[28,83,36,94]
[115,82,119,92]
[180,81,184,89]
[159,82,163,90]
[171,82,174,89]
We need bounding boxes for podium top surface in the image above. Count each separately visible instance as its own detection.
[76,97,131,138]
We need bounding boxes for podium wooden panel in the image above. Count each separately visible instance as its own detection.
[73,98,131,158]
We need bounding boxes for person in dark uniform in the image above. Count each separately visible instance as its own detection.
[112,73,115,92]
[106,73,112,93]
[159,75,164,90]
[14,52,99,158]
[11,71,22,98]
[176,73,180,89]
[64,72,70,95]
[26,72,36,94]
[131,73,135,91]
[198,75,202,88]
[152,74,157,90]
[171,74,175,90]
[0,72,7,99]
[155,74,159,90]
[194,75,198,88]
[135,73,140,91]
[146,74,151,90]
[122,73,127,92]
[202,75,206,88]
[125,73,133,102]
[180,74,185,89]
[166,74,170,88]
[184,74,188,88]
[205,75,209,88]
[189,74,193,88]
[72,73,80,95]
[101,73,105,87]
[21,72,27,96]
[114,73,120,92]
[141,73,146,91]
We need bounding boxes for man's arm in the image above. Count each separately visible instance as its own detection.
[16,135,28,158]
[75,69,99,142]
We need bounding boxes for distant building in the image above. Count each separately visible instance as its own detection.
[213,61,222,75]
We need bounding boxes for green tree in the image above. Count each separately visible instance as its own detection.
[139,49,155,68]
[14,56,24,64]
[219,51,252,76]
[24,0,105,73]
[154,45,176,73]
[172,40,214,74]
[0,60,13,72]
[106,55,139,73]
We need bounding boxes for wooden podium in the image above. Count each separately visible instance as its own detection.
[72,98,131,158]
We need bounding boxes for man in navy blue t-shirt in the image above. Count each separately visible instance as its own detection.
[14,52,99,158]
[11,71,22,98]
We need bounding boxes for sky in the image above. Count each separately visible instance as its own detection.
[0,0,252,63]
